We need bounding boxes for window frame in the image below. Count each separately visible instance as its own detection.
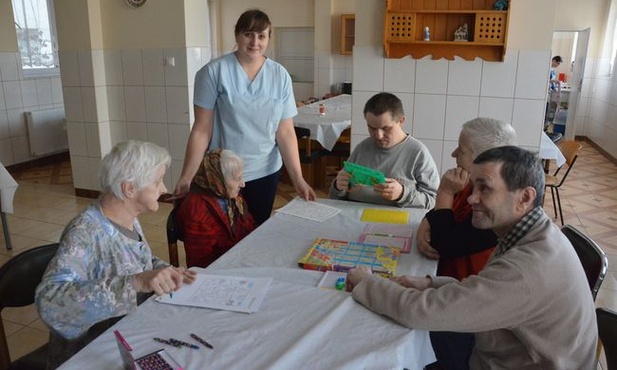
[12,0,61,78]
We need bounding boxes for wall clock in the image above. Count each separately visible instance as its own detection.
[125,0,147,9]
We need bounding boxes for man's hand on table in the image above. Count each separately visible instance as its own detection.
[345,266,373,292]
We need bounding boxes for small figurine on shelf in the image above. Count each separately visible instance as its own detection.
[453,23,469,42]
[494,0,508,10]
[423,26,430,41]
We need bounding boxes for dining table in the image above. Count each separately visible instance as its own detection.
[57,198,437,370]
[294,94,351,151]
[539,131,566,168]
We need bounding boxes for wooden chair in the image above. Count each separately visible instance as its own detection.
[545,140,582,225]
[597,307,617,370]
[0,243,59,370]
[322,127,351,188]
[561,225,608,301]
[294,127,328,187]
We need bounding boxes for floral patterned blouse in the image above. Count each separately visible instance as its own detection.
[35,201,168,339]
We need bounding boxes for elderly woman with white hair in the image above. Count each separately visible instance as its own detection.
[36,140,196,368]
[175,149,256,268]
[412,118,516,370]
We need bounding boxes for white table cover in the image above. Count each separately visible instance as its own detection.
[0,162,18,213]
[294,94,351,151]
[59,199,437,370]
[539,132,566,167]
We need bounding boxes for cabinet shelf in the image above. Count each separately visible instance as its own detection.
[341,14,355,55]
[383,0,510,61]
[411,10,507,14]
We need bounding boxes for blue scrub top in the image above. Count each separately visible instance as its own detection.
[194,53,298,182]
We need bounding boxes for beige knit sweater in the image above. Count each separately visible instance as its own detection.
[352,212,597,370]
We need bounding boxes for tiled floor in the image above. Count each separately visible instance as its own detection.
[1,140,616,366]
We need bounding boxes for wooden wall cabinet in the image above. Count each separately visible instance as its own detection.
[341,14,355,55]
[383,0,509,61]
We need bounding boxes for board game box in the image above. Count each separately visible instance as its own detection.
[298,238,401,277]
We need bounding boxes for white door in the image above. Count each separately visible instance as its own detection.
[565,28,590,140]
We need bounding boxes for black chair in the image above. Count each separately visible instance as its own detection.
[598,307,617,370]
[166,206,182,267]
[0,243,59,370]
[561,225,608,301]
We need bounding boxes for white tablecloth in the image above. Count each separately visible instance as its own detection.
[0,162,18,214]
[294,94,351,151]
[539,132,566,167]
[0,162,18,250]
[59,199,437,370]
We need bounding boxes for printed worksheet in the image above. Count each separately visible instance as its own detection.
[155,274,272,313]
[276,197,341,222]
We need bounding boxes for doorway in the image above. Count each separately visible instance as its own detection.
[548,29,590,140]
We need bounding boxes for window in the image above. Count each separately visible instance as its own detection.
[11,0,60,77]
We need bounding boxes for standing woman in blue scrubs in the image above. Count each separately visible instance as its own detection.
[174,9,316,225]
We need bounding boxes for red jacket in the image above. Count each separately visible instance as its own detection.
[175,191,256,268]
[426,183,497,280]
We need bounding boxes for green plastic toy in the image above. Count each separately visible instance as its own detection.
[343,161,386,186]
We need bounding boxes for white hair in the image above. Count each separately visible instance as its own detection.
[461,117,517,158]
[219,149,244,183]
[99,140,170,199]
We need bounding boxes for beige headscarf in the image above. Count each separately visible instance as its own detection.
[192,149,245,227]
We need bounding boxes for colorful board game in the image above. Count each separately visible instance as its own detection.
[298,238,401,277]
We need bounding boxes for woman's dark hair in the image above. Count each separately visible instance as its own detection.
[234,9,272,37]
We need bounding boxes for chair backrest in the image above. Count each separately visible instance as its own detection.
[166,206,181,267]
[0,243,59,310]
[550,140,582,187]
[561,225,608,301]
[0,243,58,369]
[559,140,582,167]
[597,307,617,370]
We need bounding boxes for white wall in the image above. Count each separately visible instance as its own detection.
[55,0,210,191]
[553,0,617,159]
[0,52,64,165]
[350,0,556,173]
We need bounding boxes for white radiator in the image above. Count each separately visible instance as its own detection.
[25,108,68,157]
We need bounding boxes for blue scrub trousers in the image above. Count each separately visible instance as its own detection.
[242,170,281,226]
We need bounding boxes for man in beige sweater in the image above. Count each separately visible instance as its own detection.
[347,146,597,370]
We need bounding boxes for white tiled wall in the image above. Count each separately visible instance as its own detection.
[582,57,617,160]
[313,50,353,101]
[351,47,551,174]
[0,52,64,166]
[62,47,210,191]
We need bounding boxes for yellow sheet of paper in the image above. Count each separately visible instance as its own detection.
[360,208,409,224]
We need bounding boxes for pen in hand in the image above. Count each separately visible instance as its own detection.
[191,333,214,349]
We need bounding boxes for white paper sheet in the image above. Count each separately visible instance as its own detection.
[155,273,272,313]
[317,271,348,291]
[276,197,341,222]
[0,163,18,213]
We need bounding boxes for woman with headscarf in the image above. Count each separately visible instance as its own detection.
[176,149,256,268]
